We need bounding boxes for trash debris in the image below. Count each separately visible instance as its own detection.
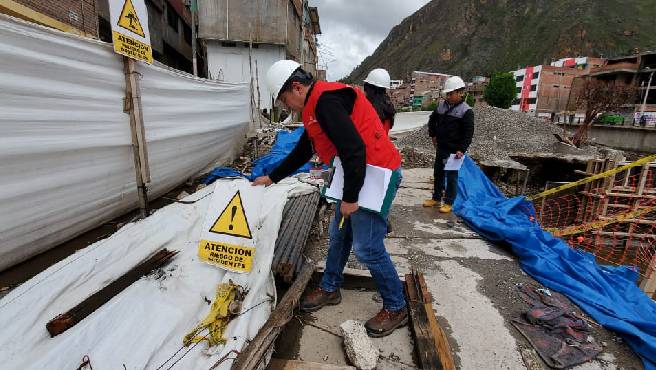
[512,284,602,368]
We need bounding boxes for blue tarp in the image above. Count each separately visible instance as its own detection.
[202,167,247,184]
[453,156,656,370]
[202,128,312,185]
[250,127,312,179]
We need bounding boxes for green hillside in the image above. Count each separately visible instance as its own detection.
[345,0,656,82]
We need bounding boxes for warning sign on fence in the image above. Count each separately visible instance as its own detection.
[109,0,152,64]
[199,183,263,273]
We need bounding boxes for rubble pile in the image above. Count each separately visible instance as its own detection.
[400,146,435,168]
[397,105,584,163]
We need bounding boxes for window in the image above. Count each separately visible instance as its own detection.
[528,98,537,104]
[516,75,524,82]
[167,5,178,32]
[530,84,537,91]
[512,98,520,105]
[183,24,192,45]
[517,87,522,93]
[532,71,539,79]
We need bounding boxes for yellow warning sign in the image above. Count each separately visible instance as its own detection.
[117,0,145,37]
[112,31,153,64]
[199,240,255,273]
[209,191,253,239]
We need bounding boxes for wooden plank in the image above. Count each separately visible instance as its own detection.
[267,359,356,370]
[639,255,656,298]
[46,249,178,337]
[405,271,456,370]
[232,262,315,370]
[123,56,150,217]
[595,231,655,239]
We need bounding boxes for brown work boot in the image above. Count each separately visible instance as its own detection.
[365,307,408,337]
[300,287,341,312]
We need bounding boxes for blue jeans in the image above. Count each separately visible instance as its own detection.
[320,170,406,312]
[433,150,458,205]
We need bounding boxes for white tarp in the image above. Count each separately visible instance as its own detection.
[0,14,250,271]
[0,178,314,369]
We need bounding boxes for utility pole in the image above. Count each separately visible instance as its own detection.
[190,0,198,76]
[639,67,654,123]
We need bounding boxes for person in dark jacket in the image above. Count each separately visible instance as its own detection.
[363,68,395,134]
[423,76,474,213]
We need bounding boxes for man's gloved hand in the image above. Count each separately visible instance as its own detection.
[251,176,273,187]
[431,137,437,148]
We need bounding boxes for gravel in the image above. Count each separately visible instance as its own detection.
[397,105,597,164]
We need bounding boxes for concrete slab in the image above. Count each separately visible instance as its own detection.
[294,289,417,369]
[425,260,525,369]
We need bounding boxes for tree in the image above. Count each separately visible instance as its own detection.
[466,93,476,107]
[570,77,636,146]
[484,72,516,109]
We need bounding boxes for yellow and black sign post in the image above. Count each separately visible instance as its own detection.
[109,0,152,64]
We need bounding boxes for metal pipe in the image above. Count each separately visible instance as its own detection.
[191,0,198,76]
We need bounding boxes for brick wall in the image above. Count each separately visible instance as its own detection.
[15,0,97,35]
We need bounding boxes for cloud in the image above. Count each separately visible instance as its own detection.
[310,0,431,81]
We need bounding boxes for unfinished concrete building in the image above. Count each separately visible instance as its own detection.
[197,0,321,110]
[510,57,605,120]
[565,52,656,127]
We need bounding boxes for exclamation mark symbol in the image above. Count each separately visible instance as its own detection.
[229,206,237,230]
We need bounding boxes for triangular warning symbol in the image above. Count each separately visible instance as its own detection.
[209,191,253,239]
[117,0,145,37]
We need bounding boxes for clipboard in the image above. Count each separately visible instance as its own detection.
[321,157,400,216]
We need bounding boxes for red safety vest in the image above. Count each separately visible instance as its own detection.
[301,81,401,170]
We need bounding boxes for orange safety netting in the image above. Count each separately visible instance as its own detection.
[534,165,656,279]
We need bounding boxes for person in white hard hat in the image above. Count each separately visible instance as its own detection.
[363,68,396,134]
[423,76,474,213]
[252,60,407,338]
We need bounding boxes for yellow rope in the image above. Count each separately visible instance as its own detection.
[528,153,656,201]
[546,205,656,237]
[183,282,240,347]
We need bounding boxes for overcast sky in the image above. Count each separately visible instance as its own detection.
[309,0,431,81]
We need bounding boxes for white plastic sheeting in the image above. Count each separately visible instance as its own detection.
[0,15,250,271]
[0,178,315,369]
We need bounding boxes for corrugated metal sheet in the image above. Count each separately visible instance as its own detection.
[272,190,320,283]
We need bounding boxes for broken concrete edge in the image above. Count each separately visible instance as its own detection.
[340,320,379,370]
[315,261,405,280]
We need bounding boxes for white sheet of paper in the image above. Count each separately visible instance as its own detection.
[444,154,465,171]
[324,157,392,213]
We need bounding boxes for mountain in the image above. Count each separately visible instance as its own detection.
[345,0,656,82]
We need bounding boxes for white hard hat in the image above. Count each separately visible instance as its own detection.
[266,60,301,100]
[442,76,466,94]
[363,68,391,89]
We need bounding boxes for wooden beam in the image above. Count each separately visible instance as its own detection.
[405,270,456,370]
[46,249,178,337]
[231,261,315,370]
[267,359,355,370]
[123,56,151,217]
